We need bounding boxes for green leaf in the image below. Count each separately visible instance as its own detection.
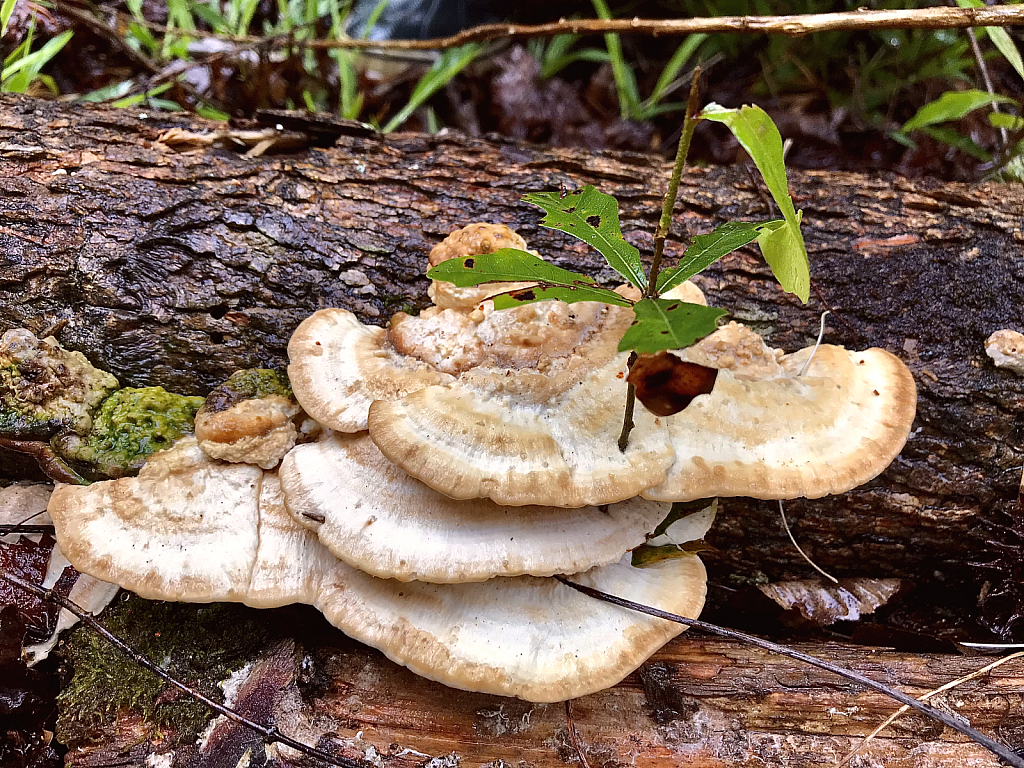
[381,43,481,133]
[901,89,1017,133]
[427,248,596,287]
[656,220,777,293]
[920,126,991,161]
[524,186,647,292]
[957,0,1024,81]
[699,104,810,302]
[1,0,16,37]
[491,284,633,309]
[618,298,727,354]
[990,112,1024,131]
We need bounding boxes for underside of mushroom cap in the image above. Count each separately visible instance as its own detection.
[287,309,453,432]
[644,344,917,501]
[279,432,672,582]
[367,349,674,507]
[315,553,706,702]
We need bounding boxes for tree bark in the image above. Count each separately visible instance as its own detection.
[67,631,1024,768]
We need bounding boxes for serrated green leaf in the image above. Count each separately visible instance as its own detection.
[656,221,777,293]
[699,104,810,302]
[901,89,1017,133]
[426,248,596,287]
[524,186,647,292]
[491,284,633,309]
[618,298,727,354]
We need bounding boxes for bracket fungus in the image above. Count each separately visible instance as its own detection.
[42,220,918,706]
[279,432,672,583]
[50,437,708,701]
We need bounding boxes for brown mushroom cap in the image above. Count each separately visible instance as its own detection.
[427,223,537,309]
[279,432,672,582]
[643,344,917,501]
[49,440,708,702]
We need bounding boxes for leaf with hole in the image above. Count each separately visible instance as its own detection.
[491,284,633,309]
[524,186,647,292]
[427,248,596,287]
[699,104,810,302]
[656,220,777,294]
[618,298,726,354]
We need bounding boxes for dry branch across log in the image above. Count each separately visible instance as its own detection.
[1,94,1024,763]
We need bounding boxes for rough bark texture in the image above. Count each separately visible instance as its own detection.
[1,95,1023,765]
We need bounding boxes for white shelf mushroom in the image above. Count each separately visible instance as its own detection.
[49,438,707,702]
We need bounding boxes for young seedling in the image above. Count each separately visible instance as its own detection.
[427,69,811,449]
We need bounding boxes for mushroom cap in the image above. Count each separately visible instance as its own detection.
[287,309,452,432]
[427,223,536,309]
[643,344,918,501]
[195,369,302,469]
[50,438,265,602]
[279,432,672,582]
[316,552,705,702]
[50,440,708,702]
[367,349,674,507]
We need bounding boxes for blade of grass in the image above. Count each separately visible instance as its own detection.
[591,0,639,120]
[381,43,482,133]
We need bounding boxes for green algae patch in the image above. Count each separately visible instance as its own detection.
[57,596,271,747]
[200,369,292,415]
[52,387,205,479]
[0,329,119,439]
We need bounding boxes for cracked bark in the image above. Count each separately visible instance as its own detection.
[0,95,1023,765]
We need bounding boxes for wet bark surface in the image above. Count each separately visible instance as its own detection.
[1,95,1023,637]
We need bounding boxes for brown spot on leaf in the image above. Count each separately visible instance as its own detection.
[627,352,718,417]
[586,215,601,227]
[511,289,536,301]
[464,258,475,268]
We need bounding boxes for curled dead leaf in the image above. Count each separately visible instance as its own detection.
[758,578,903,625]
[626,352,718,416]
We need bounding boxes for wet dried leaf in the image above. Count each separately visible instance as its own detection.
[627,352,718,416]
[758,578,903,625]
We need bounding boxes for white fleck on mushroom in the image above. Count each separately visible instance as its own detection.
[279,432,672,582]
[985,329,1024,376]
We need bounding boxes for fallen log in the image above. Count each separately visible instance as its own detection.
[0,95,1023,765]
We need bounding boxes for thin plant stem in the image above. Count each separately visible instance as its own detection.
[966,26,1008,149]
[618,67,702,453]
[647,65,703,300]
[0,569,367,768]
[554,576,1024,768]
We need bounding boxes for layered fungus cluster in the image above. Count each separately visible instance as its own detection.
[45,223,917,702]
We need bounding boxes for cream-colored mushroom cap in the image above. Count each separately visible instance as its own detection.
[279,432,672,583]
[367,347,674,507]
[427,222,537,309]
[316,553,705,702]
[287,309,453,432]
[644,343,917,501]
[49,440,708,702]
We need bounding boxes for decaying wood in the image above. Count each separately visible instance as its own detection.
[68,631,1024,768]
[0,95,1023,764]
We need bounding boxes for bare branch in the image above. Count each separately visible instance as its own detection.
[91,6,1024,53]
